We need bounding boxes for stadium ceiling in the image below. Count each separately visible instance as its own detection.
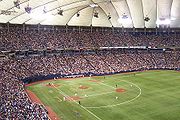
[0,0,179,28]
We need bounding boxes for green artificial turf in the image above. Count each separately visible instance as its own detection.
[27,70,180,120]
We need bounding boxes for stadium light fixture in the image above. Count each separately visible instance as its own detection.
[43,6,47,13]
[118,13,132,24]
[171,17,176,21]
[156,18,171,25]
[77,12,80,17]
[90,4,98,8]
[108,13,111,20]
[14,0,20,9]
[25,4,32,14]
[57,9,63,16]
[94,11,98,18]
[144,16,150,22]
[118,17,131,24]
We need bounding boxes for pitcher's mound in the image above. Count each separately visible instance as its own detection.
[79,86,89,89]
[116,88,126,93]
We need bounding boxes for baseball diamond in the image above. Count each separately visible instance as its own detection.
[27,70,180,120]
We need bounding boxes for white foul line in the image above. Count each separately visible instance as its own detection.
[52,84,102,120]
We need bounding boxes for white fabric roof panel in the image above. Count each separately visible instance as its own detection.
[0,0,179,28]
[142,0,157,28]
[112,0,133,28]
[170,0,180,27]
[68,7,93,26]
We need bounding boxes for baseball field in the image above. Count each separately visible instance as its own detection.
[26,70,180,120]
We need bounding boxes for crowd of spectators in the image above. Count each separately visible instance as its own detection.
[0,49,179,119]
[0,29,180,51]
[0,67,48,119]
[0,26,180,119]
[1,50,179,79]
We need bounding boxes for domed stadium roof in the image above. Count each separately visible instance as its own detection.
[0,0,179,28]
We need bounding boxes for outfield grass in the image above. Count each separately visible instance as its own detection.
[27,70,180,120]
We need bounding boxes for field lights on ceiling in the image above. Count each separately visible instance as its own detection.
[25,4,32,14]
[144,16,150,22]
[108,13,111,20]
[94,11,98,18]
[90,4,98,8]
[43,6,47,13]
[57,9,63,16]
[156,18,171,25]
[14,0,20,9]
[122,14,128,19]
[170,17,176,21]
[77,12,80,17]
[118,14,132,24]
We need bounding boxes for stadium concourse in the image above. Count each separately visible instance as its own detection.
[0,25,180,119]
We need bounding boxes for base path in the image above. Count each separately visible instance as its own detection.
[26,90,60,120]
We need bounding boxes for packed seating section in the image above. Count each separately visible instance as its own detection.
[0,29,180,51]
[0,27,180,119]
